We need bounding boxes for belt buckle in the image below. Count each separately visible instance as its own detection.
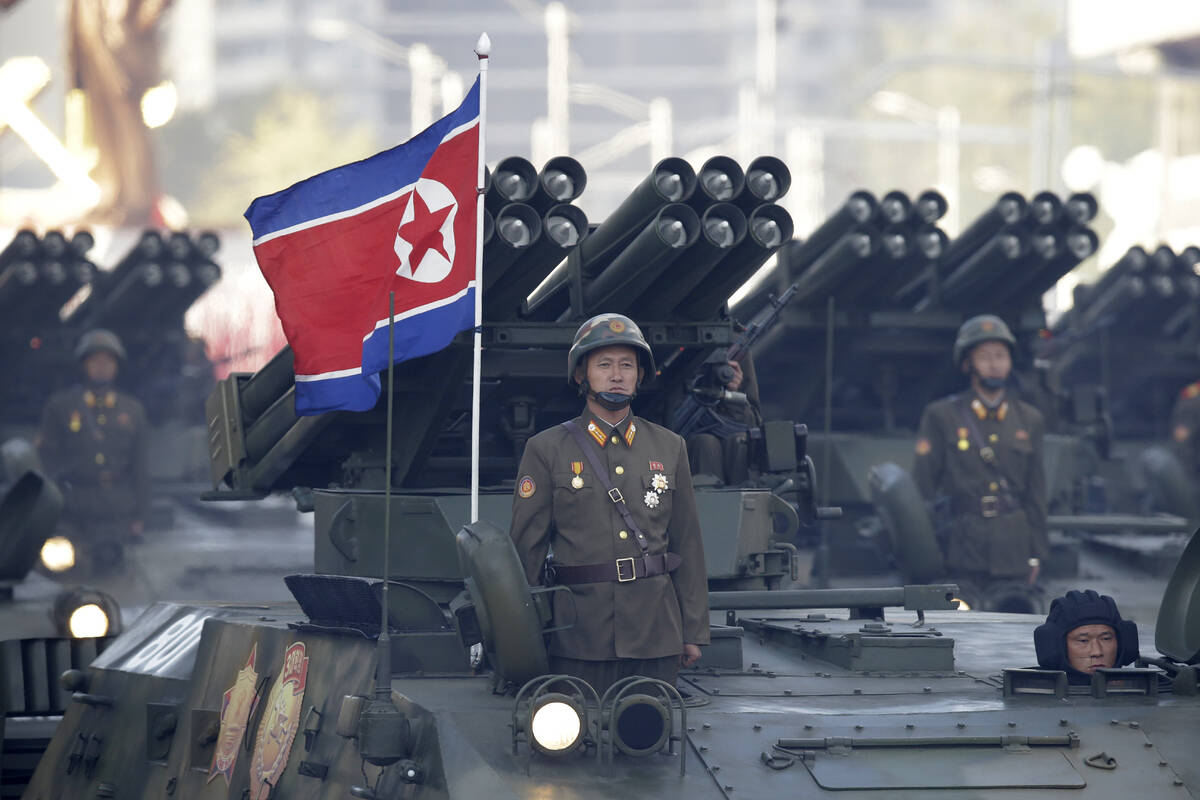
[608,487,624,504]
[615,557,636,582]
[981,495,999,518]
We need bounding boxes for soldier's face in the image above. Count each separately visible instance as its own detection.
[83,352,119,384]
[966,341,1011,381]
[581,345,641,395]
[1066,623,1117,673]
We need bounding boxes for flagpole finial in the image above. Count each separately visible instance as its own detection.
[475,32,491,58]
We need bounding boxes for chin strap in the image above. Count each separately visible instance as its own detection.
[970,368,1008,393]
[578,379,635,410]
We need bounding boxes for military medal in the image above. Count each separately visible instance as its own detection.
[570,461,584,489]
[651,473,669,492]
[979,446,995,462]
[69,411,81,432]
[644,491,660,508]
[956,426,970,451]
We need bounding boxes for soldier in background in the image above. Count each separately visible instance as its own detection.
[1169,379,1200,480]
[913,315,1048,597]
[37,329,149,548]
[686,351,762,486]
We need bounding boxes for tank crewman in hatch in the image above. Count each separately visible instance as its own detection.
[1034,589,1139,683]
[37,329,149,545]
[913,315,1048,591]
[509,313,710,695]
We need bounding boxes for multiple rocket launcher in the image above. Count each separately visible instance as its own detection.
[0,229,221,427]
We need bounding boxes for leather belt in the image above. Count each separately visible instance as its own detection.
[953,494,1019,519]
[551,552,682,585]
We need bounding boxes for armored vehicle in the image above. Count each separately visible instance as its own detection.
[11,158,1199,798]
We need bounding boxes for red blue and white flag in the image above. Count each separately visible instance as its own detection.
[245,78,480,415]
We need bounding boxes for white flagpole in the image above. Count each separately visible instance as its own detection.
[471,33,490,524]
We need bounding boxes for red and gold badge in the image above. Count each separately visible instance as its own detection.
[915,438,932,456]
[609,318,626,333]
[587,420,607,446]
[207,643,260,786]
[249,642,309,800]
[518,476,536,498]
[1174,424,1191,443]
[649,460,664,471]
[1015,428,1029,440]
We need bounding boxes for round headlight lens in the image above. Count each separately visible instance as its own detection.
[530,699,582,753]
[68,604,110,638]
[41,536,76,573]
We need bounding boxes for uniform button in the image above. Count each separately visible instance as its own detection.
[611,435,620,444]
[618,531,628,539]
[989,481,999,491]
[615,466,624,475]
[94,453,105,465]
[988,433,999,443]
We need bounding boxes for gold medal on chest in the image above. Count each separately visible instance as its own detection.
[571,476,583,489]
[957,439,969,451]
[570,461,584,489]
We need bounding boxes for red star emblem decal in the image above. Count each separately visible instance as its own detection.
[397,189,453,270]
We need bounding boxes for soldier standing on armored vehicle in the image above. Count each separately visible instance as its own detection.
[36,329,149,549]
[509,313,709,694]
[912,315,1047,601]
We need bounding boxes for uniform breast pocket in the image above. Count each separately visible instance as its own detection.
[553,472,596,508]
[641,472,675,518]
[1006,434,1035,476]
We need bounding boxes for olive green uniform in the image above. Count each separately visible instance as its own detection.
[913,391,1048,578]
[509,411,710,668]
[1169,381,1200,477]
[37,386,149,530]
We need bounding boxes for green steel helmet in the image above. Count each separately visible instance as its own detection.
[74,329,127,362]
[567,313,655,385]
[953,314,1015,366]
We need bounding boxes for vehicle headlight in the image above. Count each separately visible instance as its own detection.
[52,588,121,639]
[611,694,670,757]
[40,536,76,572]
[529,694,584,755]
[68,603,109,637]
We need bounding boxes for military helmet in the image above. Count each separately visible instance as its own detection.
[952,314,1015,366]
[75,329,127,362]
[566,313,655,384]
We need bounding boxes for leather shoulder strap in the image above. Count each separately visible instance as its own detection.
[561,420,651,555]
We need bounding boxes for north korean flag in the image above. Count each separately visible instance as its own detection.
[245,78,480,415]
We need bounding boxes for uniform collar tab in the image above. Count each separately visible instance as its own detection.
[585,415,637,447]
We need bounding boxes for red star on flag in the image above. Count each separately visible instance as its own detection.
[397,189,454,271]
